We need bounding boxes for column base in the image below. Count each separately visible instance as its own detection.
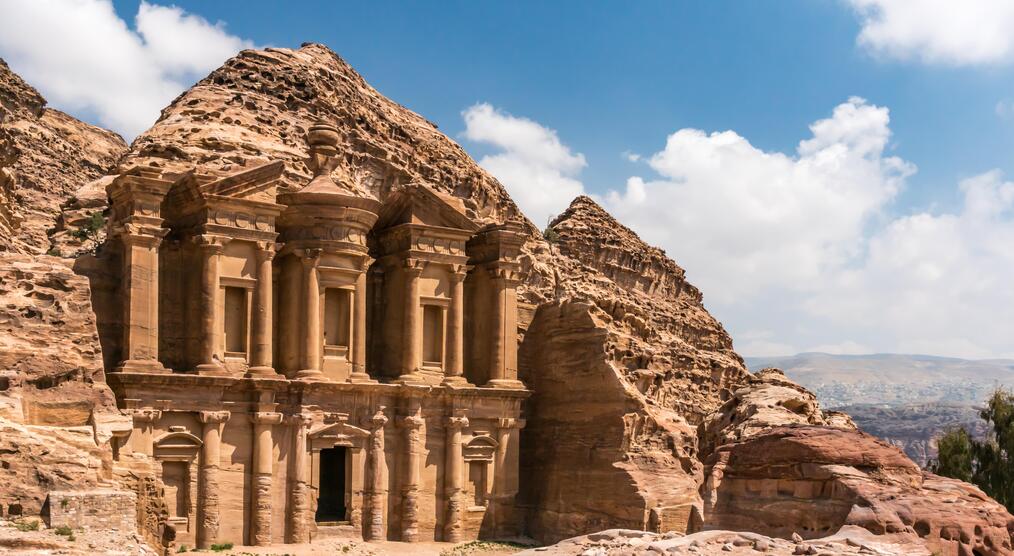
[113,359,170,374]
[348,372,377,384]
[246,366,278,377]
[393,373,427,385]
[483,378,525,389]
[440,375,472,387]
[295,369,328,381]
[196,362,228,376]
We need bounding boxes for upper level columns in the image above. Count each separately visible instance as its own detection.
[194,234,229,375]
[397,259,425,384]
[296,249,323,381]
[486,266,523,389]
[248,242,276,376]
[442,266,469,386]
[117,226,169,373]
[350,259,373,383]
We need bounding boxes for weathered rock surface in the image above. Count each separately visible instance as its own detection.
[518,527,933,555]
[0,58,126,255]
[700,370,1014,556]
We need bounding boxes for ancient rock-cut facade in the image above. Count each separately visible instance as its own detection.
[103,123,528,548]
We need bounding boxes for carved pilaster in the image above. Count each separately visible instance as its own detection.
[197,411,230,549]
[250,412,282,546]
[397,408,425,542]
[115,225,170,373]
[361,407,389,541]
[485,265,524,389]
[286,413,314,544]
[129,408,161,457]
[443,411,469,542]
[491,417,526,537]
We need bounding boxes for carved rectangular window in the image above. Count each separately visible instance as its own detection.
[223,286,247,355]
[468,461,487,507]
[323,288,352,350]
[161,461,188,518]
[422,304,444,366]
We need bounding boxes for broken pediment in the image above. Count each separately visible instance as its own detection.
[375,184,478,233]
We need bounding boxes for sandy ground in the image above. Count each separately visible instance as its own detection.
[0,518,529,556]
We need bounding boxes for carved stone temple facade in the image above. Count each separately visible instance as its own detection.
[103,124,528,548]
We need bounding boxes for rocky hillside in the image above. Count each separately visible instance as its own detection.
[0,59,126,255]
[0,43,1010,556]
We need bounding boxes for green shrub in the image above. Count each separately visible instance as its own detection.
[210,542,234,552]
[54,525,73,536]
[932,388,1014,512]
[14,519,39,532]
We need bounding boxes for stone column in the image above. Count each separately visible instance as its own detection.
[349,260,373,383]
[362,407,389,541]
[248,243,276,376]
[398,260,425,384]
[491,417,525,537]
[117,227,169,373]
[287,413,314,544]
[194,235,227,374]
[197,410,230,549]
[443,412,469,542]
[296,249,324,380]
[397,404,424,542]
[250,411,282,546]
[485,267,523,388]
[130,408,161,456]
[442,267,469,386]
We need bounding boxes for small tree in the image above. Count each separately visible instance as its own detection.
[931,388,1014,512]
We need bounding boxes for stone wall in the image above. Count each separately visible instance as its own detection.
[44,489,137,531]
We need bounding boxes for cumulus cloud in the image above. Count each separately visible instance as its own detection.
[0,0,253,138]
[468,98,1014,358]
[848,0,1014,65]
[462,103,586,227]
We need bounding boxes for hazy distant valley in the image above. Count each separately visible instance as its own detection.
[745,353,1014,466]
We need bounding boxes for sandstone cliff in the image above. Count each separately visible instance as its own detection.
[0,42,1010,556]
[0,59,126,256]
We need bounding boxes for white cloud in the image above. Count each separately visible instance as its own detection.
[604,97,914,303]
[467,98,1014,359]
[848,0,1014,65]
[0,0,252,138]
[462,103,586,227]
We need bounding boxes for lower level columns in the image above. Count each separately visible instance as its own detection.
[362,407,389,541]
[287,413,313,544]
[443,411,469,542]
[198,410,230,549]
[129,408,161,456]
[250,411,282,546]
[397,403,424,542]
[491,417,525,537]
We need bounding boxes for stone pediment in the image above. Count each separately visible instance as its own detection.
[164,160,284,213]
[375,184,478,233]
[308,420,370,449]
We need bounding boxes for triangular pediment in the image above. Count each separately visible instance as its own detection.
[376,184,477,232]
[200,160,284,203]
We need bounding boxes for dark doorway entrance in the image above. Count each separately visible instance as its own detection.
[316,447,347,522]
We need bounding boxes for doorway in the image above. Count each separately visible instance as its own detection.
[316,447,348,522]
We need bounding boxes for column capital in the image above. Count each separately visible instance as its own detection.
[192,233,230,252]
[199,410,231,425]
[362,407,389,431]
[285,413,315,428]
[130,408,161,423]
[297,248,322,264]
[357,255,375,273]
[250,412,284,425]
[487,265,521,285]
[255,241,277,261]
[449,264,470,283]
[397,414,425,430]
[121,224,168,247]
[497,417,526,430]
[444,415,469,430]
[403,258,425,276]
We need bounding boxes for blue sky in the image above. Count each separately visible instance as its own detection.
[5,1,1014,358]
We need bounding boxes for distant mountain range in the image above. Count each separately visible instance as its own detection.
[744,353,1014,466]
